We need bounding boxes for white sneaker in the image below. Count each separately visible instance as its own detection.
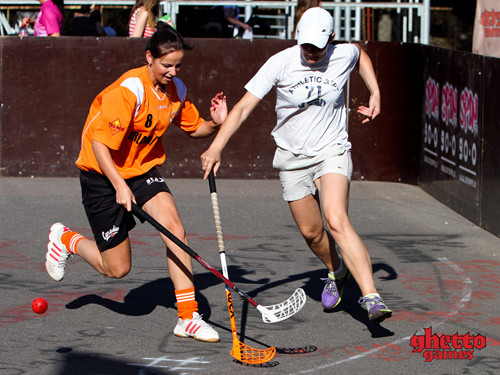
[173,312,220,342]
[46,223,72,281]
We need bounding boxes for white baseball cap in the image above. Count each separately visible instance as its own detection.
[296,7,334,49]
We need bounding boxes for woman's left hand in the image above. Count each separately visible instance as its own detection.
[357,92,381,123]
[210,92,227,126]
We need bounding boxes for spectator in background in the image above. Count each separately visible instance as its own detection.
[223,2,252,39]
[202,4,269,39]
[71,4,105,36]
[25,0,63,37]
[129,0,159,38]
[293,0,321,38]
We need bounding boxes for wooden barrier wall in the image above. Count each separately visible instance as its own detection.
[0,37,422,181]
[1,37,499,236]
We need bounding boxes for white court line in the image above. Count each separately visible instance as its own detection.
[293,257,472,374]
[128,356,211,371]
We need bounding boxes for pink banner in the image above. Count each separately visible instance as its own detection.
[473,0,500,57]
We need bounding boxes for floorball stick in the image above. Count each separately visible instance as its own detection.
[208,170,276,364]
[131,202,305,324]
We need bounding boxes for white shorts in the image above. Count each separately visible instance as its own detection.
[272,145,352,202]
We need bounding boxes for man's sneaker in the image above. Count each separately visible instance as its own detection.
[358,295,393,323]
[321,268,351,310]
[46,223,72,282]
[173,312,220,342]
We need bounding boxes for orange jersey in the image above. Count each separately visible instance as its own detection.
[76,66,204,179]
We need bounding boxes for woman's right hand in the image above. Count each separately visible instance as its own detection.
[92,139,136,212]
[201,147,221,179]
[115,183,136,212]
[199,92,262,180]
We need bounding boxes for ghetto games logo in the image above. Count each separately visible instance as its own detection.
[410,327,486,362]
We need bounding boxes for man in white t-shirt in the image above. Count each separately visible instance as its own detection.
[201,7,392,324]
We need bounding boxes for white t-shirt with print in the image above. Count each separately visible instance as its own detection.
[245,43,360,156]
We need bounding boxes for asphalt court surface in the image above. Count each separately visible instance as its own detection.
[0,177,499,375]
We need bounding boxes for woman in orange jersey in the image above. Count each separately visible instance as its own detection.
[45,24,226,342]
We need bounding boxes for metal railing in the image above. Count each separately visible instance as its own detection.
[0,0,430,43]
[161,0,430,43]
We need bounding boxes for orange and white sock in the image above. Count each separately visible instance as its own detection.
[61,230,85,255]
[175,287,199,320]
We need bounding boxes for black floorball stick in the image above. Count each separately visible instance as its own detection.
[131,202,306,323]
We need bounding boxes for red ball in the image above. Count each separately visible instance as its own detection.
[32,297,48,314]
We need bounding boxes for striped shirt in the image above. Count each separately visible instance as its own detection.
[129,8,156,38]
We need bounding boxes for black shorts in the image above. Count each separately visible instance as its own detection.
[80,167,171,252]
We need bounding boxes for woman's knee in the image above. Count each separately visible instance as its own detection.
[299,224,324,244]
[324,211,350,234]
[171,221,186,239]
[100,239,132,278]
[161,220,187,245]
[103,264,131,279]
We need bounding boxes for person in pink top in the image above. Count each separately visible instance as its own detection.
[25,0,63,37]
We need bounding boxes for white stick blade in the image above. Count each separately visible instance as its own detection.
[258,288,306,323]
[257,305,280,323]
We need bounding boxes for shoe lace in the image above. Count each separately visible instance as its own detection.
[191,313,207,324]
[321,277,338,295]
[56,253,71,269]
[358,296,384,307]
